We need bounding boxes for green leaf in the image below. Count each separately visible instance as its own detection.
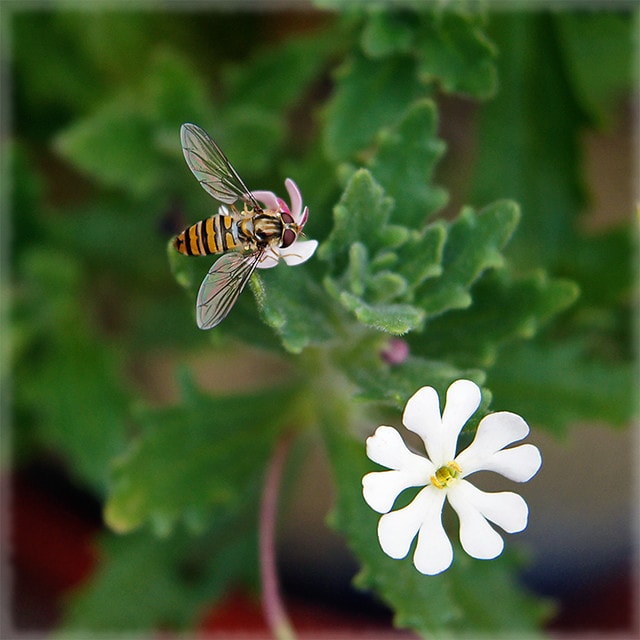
[254,265,334,354]
[14,248,129,491]
[555,12,634,127]
[488,340,636,435]
[105,373,292,534]
[321,403,550,636]
[146,49,214,134]
[470,12,585,270]
[224,29,337,113]
[319,169,396,261]
[320,170,451,333]
[395,223,446,289]
[9,142,47,252]
[415,9,497,98]
[207,31,337,180]
[361,10,416,57]
[11,12,113,117]
[168,238,202,293]
[55,98,161,197]
[417,269,580,368]
[418,201,520,317]
[44,198,170,280]
[54,51,212,198]
[216,104,284,177]
[343,242,369,297]
[368,99,448,226]
[560,223,633,308]
[349,355,484,412]
[323,51,421,161]
[61,523,257,633]
[338,291,425,335]
[556,224,633,364]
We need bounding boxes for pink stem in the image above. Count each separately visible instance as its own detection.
[260,433,295,640]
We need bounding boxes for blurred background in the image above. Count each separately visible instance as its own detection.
[3,2,636,637]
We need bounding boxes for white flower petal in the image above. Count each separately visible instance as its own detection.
[377,485,445,561]
[280,239,318,265]
[455,411,541,481]
[257,252,280,269]
[413,490,453,575]
[448,480,529,560]
[365,426,421,470]
[250,189,279,211]
[402,386,445,463]
[363,427,433,513]
[363,470,413,514]
[467,444,542,483]
[440,380,482,461]
[447,481,506,560]
[463,411,529,455]
[453,480,529,533]
[377,508,419,560]
[284,178,303,220]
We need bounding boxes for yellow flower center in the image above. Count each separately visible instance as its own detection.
[431,461,461,489]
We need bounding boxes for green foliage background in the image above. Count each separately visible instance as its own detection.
[6,1,635,637]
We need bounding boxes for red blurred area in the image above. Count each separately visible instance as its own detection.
[7,471,99,631]
[198,591,413,639]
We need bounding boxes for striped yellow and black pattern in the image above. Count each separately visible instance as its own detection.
[174,213,245,256]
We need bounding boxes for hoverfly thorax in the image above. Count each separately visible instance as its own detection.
[251,210,299,250]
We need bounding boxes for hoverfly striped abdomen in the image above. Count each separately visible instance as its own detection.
[174,213,247,256]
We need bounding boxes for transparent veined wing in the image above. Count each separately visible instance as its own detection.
[181,123,262,211]
[196,250,263,329]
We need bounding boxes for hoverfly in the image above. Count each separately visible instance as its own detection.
[174,123,303,329]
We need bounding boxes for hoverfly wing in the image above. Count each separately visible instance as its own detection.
[181,123,262,211]
[196,250,262,329]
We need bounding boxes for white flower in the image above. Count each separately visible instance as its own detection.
[362,379,542,575]
[251,178,317,269]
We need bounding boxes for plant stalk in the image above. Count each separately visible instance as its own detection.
[260,432,295,640]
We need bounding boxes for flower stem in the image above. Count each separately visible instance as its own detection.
[260,432,295,640]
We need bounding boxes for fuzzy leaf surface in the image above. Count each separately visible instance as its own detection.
[368,99,448,226]
[105,374,291,534]
[323,52,421,161]
[415,9,497,98]
[417,270,580,368]
[417,201,520,317]
[254,265,335,353]
[320,170,445,333]
[61,523,257,632]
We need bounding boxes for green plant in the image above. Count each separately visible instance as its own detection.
[9,3,635,637]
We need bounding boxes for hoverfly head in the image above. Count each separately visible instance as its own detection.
[280,211,299,248]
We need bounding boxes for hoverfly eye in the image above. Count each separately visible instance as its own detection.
[281,212,295,225]
[282,228,297,248]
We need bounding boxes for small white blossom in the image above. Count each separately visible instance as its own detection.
[362,379,542,575]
